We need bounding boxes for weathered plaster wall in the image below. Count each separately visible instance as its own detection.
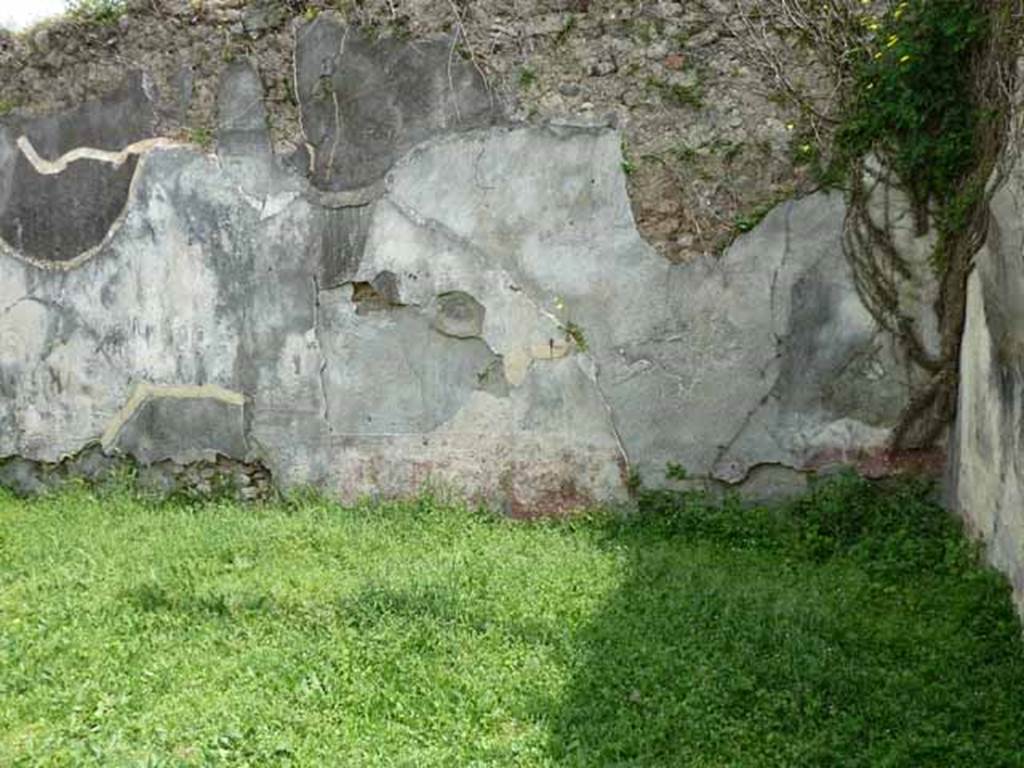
[0,0,824,263]
[0,10,930,511]
[952,137,1024,616]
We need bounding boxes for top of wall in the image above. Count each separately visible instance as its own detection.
[0,0,822,263]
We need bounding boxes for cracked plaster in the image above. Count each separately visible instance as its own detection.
[0,27,929,512]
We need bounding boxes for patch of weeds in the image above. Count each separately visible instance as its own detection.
[338,584,460,630]
[186,125,214,150]
[630,18,657,44]
[709,138,743,163]
[221,38,245,64]
[788,126,846,188]
[633,471,971,575]
[625,468,643,496]
[665,462,688,482]
[475,358,505,392]
[789,131,818,167]
[389,15,413,40]
[0,99,16,117]
[670,144,698,164]
[620,138,637,175]
[66,0,127,26]
[555,14,577,45]
[518,67,538,89]
[733,200,778,234]
[646,76,703,109]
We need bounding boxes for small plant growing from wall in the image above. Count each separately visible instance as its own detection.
[185,125,214,150]
[620,138,637,175]
[665,462,688,482]
[518,67,538,90]
[563,321,588,352]
[66,0,127,26]
[550,296,589,353]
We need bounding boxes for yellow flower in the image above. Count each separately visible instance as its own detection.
[899,54,911,64]
[886,35,899,48]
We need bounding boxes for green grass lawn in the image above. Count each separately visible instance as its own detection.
[1,474,1022,766]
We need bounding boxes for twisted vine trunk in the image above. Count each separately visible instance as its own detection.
[844,0,1022,451]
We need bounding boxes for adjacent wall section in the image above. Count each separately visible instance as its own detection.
[953,147,1024,616]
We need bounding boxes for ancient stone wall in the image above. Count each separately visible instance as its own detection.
[0,3,934,512]
[0,0,822,263]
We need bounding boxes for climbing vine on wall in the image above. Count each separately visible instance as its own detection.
[841,0,1021,449]
[737,0,1023,450]
[836,0,986,226]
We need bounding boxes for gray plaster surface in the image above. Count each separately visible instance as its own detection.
[952,149,1024,616]
[109,395,249,466]
[0,49,924,512]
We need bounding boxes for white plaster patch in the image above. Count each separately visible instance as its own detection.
[16,135,184,176]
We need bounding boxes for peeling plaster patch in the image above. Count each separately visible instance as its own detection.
[0,148,208,271]
[15,135,183,176]
[101,382,246,450]
[0,73,181,265]
[504,348,533,387]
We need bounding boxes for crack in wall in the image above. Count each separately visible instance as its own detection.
[768,200,793,347]
[710,352,783,480]
[291,16,317,176]
[383,194,566,331]
[577,355,631,481]
[385,195,493,266]
[324,23,351,183]
[0,295,28,318]
[710,388,774,481]
[311,275,332,430]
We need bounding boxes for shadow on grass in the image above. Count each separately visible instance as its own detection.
[547,474,1024,767]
